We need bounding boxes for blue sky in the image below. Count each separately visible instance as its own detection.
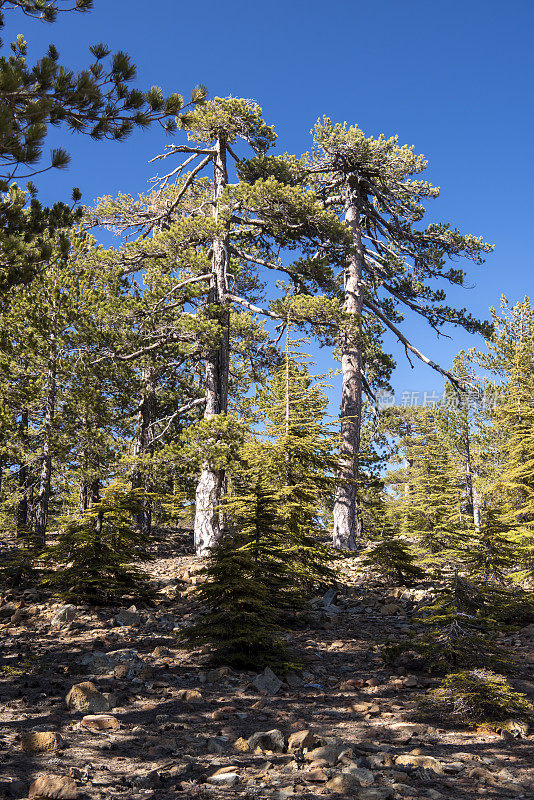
[6,0,533,404]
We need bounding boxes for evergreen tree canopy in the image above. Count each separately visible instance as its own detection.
[0,0,206,292]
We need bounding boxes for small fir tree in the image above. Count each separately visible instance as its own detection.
[42,481,153,602]
[180,444,297,671]
[420,670,534,727]
[384,572,511,674]
[257,330,342,592]
[360,522,425,586]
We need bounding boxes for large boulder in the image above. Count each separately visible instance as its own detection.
[51,605,77,628]
[29,776,78,800]
[66,682,110,713]
[248,729,286,753]
[21,732,62,753]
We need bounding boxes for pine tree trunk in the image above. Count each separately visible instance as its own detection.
[333,188,365,551]
[79,413,90,513]
[464,432,481,532]
[132,367,156,535]
[16,409,29,537]
[35,351,57,544]
[194,136,230,556]
[79,473,89,513]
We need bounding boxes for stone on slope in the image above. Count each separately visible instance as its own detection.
[248,729,286,753]
[253,667,283,695]
[343,766,375,786]
[287,729,318,752]
[51,605,76,628]
[21,732,62,753]
[208,772,240,786]
[325,773,362,793]
[114,607,140,627]
[78,647,144,678]
[304,746,338,766]
[66,682,110,713]
[80,714,120,731]
[395,754,444,774]
[29,776,78,800]
[176,689,203,703]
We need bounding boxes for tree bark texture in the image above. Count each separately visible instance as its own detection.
[34,349,57,544]
[132,367,156,535]
[16,409,30,537]
[463,430,481,532]
[194,135,230,556]
[333,186,365,551]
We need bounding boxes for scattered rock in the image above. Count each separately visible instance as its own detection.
[131,770,161,789]
[80,714,120,731]
[29,775,78,800]
[343,765,375,786]
[285,671,304,688]
[304,769,328,782]
[114,606,140,627]
[287,729,318,752]
[21,732,62,753]
[51,605,76,628]
[380,603,400,615]
[320,588,338,608]
[248,729,286,753]
[66,681,110,713]
[234,737,251,752]
[395,754,444,774]
[253,666,283,695]
[77,647,144,677]
[151,646,172,658]
[203,666,230,683]
[207,772,239,786]
[358,790,395,800]
[176,689,203,703]
[325,773,361,793]
[304,746,338,766]
[207,736,228,754]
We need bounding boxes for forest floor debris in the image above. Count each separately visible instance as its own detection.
[1,530,533,800]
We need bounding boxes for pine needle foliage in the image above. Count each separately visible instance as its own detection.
[361,527,425,586]
[179,533,292,671]
[257,330,342,591]
[401,408,471,563]
[495,368,534,580]
[384,573,511,674]
[0,535,41,587]
[420,670,534,726]
[180,335,343,671]
[179,445,297,671]
[465,510,517,581]
[42,481,153,602]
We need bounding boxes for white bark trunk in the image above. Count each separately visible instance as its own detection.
[333,188,365,551]
[194,135,230,556]
[35,349,57,544]
[132,367,156,535]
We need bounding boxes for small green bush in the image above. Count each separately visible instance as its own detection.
[420,670,534,725]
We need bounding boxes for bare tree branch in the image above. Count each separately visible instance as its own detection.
[364,297,461,387]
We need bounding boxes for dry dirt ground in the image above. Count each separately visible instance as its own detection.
[1,529,533,800]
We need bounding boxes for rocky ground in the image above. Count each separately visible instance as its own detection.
[1,529,534,800]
